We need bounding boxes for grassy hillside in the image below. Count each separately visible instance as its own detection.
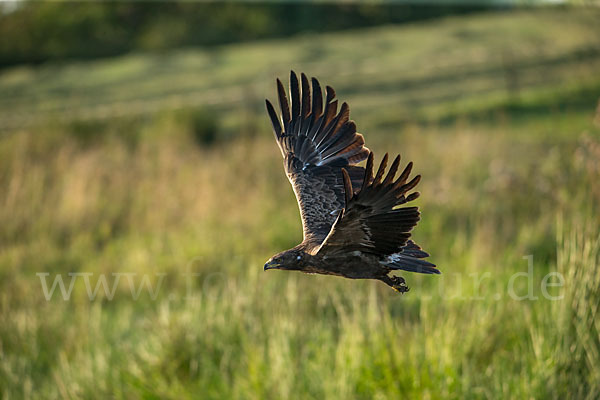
[1,8,600,399]
[1,8,599,132]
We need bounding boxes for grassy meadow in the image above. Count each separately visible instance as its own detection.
[1,8,600,399]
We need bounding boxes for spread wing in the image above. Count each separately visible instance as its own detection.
[265,71,370,249]
[317,152,439,274]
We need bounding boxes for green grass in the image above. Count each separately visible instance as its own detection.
[1,8,600,399]
[1,7,600,132]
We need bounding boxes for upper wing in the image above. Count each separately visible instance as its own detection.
[265,71,370,248]
[316,152,439,274]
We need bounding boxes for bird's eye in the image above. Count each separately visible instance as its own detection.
[296,255,302,260]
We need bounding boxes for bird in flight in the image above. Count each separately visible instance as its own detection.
[263,71,439,293]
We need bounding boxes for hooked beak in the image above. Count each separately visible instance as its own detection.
[264,260,281,271]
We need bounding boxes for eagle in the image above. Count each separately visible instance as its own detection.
[263,71,439,293]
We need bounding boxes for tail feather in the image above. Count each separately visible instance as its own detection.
[384,253,439,274]
[381,240,438,274]
[402,239,430,258]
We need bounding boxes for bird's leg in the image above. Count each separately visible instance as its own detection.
[381,275,410,294]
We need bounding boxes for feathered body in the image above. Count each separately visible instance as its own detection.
[264,71,439,293]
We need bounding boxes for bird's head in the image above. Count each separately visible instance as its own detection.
[264,249,310,271]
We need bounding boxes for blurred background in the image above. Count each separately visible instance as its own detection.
[1,1,599,399]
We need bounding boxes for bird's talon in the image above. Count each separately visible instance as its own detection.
[390,276,409,293]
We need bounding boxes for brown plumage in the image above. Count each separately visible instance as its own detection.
[264,71,439,293]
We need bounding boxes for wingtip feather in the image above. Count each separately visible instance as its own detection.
[361,151,374,192]
[341,168,353,207]
[373,153,389,186]
[276,78,291,127]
